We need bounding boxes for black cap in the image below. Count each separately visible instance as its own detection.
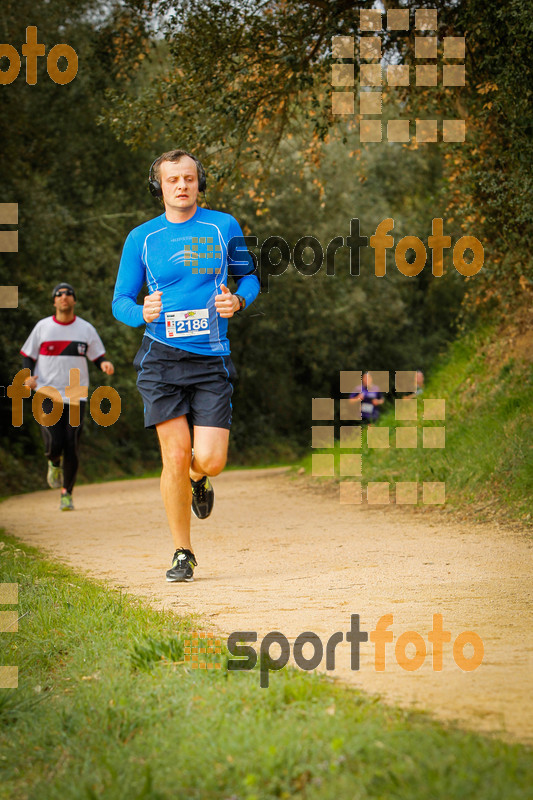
[52,282,76,301]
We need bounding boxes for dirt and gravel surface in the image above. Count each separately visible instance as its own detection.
[2,468,532,743]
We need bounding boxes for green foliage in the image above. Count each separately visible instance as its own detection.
[2,0,530,495]
[303,321,533,521]
[105,0,532,303]
[129,634,185,671]
[0,0,161,492]
[226,125,466,457]
[441,1,533,307]
[104,0,335,169]
[0,2,467,492]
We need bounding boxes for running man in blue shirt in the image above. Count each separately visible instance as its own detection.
[113,149,260,583]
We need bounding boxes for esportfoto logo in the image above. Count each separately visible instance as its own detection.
[332,8,466,143]
[0,26,78,86]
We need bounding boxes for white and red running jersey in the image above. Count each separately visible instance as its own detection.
[21,315,105,403]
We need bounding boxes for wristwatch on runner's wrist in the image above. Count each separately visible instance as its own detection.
[235,295,246,311]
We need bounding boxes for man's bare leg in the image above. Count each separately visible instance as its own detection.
[189,426,230,519]
[190,425,230,481]
[190,425,229,481]
[156,415,193,550]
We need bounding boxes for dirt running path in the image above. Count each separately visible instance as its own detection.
[2,469,532,743]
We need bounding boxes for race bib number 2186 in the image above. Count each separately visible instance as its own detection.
[165,308,210,338]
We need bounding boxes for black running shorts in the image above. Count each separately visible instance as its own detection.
[133,336,237,430]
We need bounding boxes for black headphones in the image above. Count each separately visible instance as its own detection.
[148,151,207,198]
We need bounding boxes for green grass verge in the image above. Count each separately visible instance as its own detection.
[303,325,533,522]
[0,532,531,800]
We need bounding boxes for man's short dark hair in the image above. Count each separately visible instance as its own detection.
[152,150,200,183]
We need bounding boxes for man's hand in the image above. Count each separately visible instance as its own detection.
[143,290,163,323]
[100,361,115,375]
[23,375,38,390]
[215,284,239,318]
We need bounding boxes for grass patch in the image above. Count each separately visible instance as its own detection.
[0,532,531,799]
[303,325,533,522]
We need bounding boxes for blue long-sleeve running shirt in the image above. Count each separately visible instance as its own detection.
[112,207,260,356]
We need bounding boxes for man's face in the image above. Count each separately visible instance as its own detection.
[53,289,76,315]
[159,156,199,213]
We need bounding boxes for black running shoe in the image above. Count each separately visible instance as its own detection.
[166,549,197,582]
[190,476,214,519]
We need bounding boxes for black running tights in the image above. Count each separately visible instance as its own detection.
[39,398,85,494]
